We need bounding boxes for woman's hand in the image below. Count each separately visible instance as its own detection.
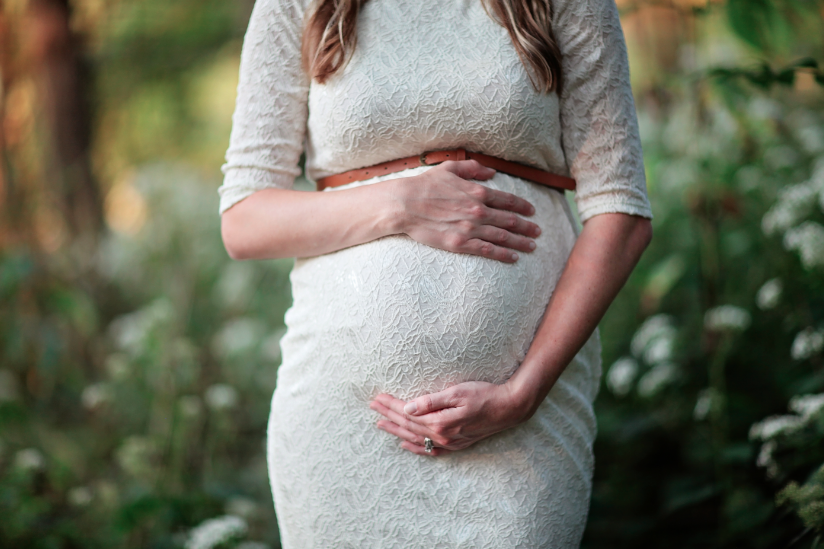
[369,381,529,457]
[389,160,542,264]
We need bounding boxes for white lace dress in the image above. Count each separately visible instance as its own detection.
[218,0,652,546]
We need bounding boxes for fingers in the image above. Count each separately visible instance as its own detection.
[377,419,424,445]
[459,239,521,264]
[403,391,456,416]
[440,159,496,181]
[472,225,537,255]
[369,398,443,444]
[406,159,544,264]
[400,441,452,457]
[378,420,450,457]
[480,208,542,239]
[376,420,451,457]
[480,187,536,218]
[440,161,537,218]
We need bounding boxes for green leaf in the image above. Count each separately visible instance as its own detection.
[708,68,737,79]
[776,68,796,86]
[793,58,819,70]
[726,0,781,52]
[744,64,775,89]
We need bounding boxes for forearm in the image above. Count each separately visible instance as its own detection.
[220,182,404,260]
[220,161,541,262]
[506,212,653,418]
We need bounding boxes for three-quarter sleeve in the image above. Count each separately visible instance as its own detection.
[553,0,653,223]
[217,0,309,216]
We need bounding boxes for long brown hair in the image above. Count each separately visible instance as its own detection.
[301,0,563,94]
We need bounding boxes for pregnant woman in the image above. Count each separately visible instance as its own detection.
[218,0,653,546]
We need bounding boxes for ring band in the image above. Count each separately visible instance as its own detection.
[424,437,434,453]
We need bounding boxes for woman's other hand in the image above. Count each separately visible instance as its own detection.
[389,160,542,263]
[369,381,528,456]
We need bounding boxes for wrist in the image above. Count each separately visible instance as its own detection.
[504,370,548,422]
[376,177,412,236]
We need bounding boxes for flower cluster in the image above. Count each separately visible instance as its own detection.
[184,515,248,549]
[790,327,824,361]
[607,315,681,399]
[749,393,824,478]
[762,158,824,270]
[704,305,751,332]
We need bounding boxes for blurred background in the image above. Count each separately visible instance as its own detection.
[0,0,823,547]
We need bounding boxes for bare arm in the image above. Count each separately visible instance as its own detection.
[508,212,652,414]
[370,212,652,456]
[221,160,543,263]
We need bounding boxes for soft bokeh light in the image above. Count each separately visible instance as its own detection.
[104,171,148,235]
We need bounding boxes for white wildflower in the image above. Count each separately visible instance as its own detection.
[185,515,248,549]
[643,335,675,365]
[81,382,113,410]
[205,384,238,411]
[788,393,824,419]
[693,388,716,421]
[179,395,203,418]
[115,436,157,479]
[68,486,94,507]
[225,497,258,519]
[756,440,779,478]
[748,414,804,441]
[783,221,824,269]
[755,278,782,310]
[0,369,20,402]
[637,362,679,398]
[211,317,265,358]
[107,298,175,355]
[630,315,677,359]
[797,124,824,154]
[748,97,781,120]
[606,358,639,397]
[761,182,818,236]
[14,448,45,471]
[790,327,824,360]
[704,305,751,332]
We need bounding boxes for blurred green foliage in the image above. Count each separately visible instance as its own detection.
[0,0,823,548]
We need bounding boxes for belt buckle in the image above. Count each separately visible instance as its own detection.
[419,151,430,166]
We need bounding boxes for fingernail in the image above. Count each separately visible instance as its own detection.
[528,241,536,250]
[511,253,519,261]
[404,402,417,415]
[534,226,541,236]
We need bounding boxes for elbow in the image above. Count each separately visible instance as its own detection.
[632,217,653,255]
[637,217,653,249]
[221,210,251,261]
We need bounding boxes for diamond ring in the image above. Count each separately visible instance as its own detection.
[424,437,434,453]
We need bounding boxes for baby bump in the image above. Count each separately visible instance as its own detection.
[276,173,578,403]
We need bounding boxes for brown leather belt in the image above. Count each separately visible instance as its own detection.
[315,148,576,193]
